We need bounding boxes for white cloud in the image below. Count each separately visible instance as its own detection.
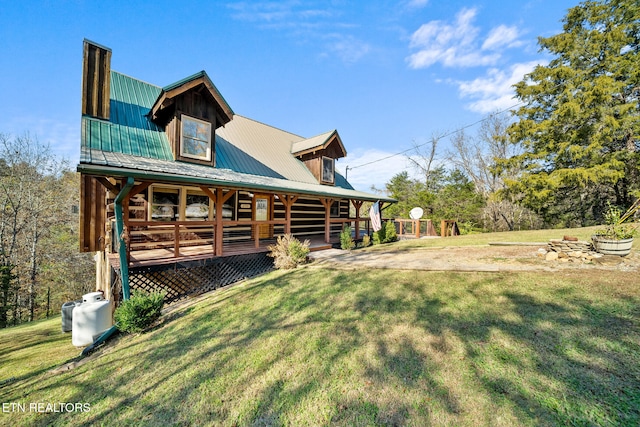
[456,61,542,113]
[482,25,522,50]
[406,8,522,69]
[227,1,372,64]
[227,2,332,24]
[405,0,429,8]
[324,34,371,64]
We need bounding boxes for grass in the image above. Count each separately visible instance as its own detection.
[1,228,639,426]
[0,317,80,383]
[378,225,614,250]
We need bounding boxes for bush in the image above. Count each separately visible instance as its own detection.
[372,229,382,245]
[384,220,398,243]
[361,234,371,248]
[340,226,355,250]
[114,291,165,333]
[372,221,398,244]
[268,234,310,269]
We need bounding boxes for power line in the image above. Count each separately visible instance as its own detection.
[346,99,526,171]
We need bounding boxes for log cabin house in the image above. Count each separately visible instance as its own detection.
[77,40,395,303]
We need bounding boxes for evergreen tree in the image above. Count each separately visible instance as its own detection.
[504,0,640,226]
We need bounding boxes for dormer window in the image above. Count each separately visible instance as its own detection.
[291,130,345,186]
[181,115,212,161]
[322,156,334,184]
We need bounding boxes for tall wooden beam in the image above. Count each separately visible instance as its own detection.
[212,189,237,255]
[320,198,335,243]
[351,200,363,239]
[277,194,298,235]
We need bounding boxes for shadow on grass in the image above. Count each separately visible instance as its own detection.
[5,268,640,426]
[410,274,640,426]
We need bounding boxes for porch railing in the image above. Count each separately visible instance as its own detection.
[395,219,437,239]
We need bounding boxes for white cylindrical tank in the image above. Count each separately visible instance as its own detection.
[72,292,112,347]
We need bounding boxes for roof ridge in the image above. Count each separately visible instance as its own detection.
[231,114,305,140]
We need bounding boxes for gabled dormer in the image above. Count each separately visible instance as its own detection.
[292,130,346,185]
[150,71,234,167]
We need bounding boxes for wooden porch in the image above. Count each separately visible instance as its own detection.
[108,234,339,269]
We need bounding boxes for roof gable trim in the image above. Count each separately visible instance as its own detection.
[150,71,234,127]
[291,130,347,158]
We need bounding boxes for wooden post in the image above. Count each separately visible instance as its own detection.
[174,223,180,257]
[198,186,216,255]
[254,224,260,248]
[415,219,420,239]
[351,200,363,239]
[213,189,236,256]
[320,198,334,243]
[277,194,298,235]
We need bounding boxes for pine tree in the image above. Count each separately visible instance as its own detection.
[504,0,639,226]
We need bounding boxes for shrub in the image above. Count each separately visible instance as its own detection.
[372,221,398,244]
[372,229,382,245]
[268,234,310,269]
[340,226,355,250]
[114,291,165,334]
[361,234,371,248]
[384,220,398,243]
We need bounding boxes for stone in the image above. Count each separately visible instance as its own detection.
[545,251,559,261]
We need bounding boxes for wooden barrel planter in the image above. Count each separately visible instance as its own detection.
[591,235,634,256]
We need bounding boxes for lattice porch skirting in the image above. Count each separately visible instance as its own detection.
[112,253,274,304]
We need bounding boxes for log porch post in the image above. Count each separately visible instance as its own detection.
[277,194,298,235]
[351,200,363,239]
[320,198,335,244]
[201,187,235,256]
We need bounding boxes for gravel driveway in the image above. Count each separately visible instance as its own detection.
[308,244,640,272]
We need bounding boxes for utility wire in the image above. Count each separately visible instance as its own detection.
[347,99,526,171]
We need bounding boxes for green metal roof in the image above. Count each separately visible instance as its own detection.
[81,72,173,162]
[79,71,394,203]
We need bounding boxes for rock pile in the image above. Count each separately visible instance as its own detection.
[539,238,604,263]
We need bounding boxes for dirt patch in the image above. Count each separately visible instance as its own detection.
[308,244,640,272]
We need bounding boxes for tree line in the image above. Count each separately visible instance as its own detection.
[0,134,94,328]
[381,0,639,232]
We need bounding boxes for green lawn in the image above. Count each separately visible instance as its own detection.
[1,231,639,426]
[382,224,638,250]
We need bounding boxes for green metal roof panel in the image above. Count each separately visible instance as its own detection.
[81,72,173,162]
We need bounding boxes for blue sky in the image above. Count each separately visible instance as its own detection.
[0,0,577,191]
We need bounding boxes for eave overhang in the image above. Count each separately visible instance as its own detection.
[77,153,394,204]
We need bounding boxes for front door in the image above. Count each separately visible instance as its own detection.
[255,195,272,239]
